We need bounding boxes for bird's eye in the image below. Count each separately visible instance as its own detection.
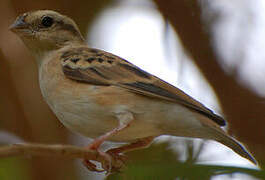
[41,16,54,28]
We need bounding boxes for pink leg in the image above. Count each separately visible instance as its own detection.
[87,123,129,150]
[83,123,130,172]
[107,136,155,154]
[101,136,155,173]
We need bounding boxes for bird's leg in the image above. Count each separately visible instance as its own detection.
[83,123,130,172]
[84,111,134,172]
[87,123,130,151]
[107,136,154,155]
[100,136,155,172]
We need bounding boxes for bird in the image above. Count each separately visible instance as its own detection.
[10,10,256,172]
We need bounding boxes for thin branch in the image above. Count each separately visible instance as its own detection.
[0,143,127,173]
[0,143,101,161]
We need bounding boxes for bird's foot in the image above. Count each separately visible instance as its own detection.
[82,158,105,173]
[82,149,127,174]
[102,149,128,173]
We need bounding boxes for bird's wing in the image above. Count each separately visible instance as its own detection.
[61,47,225,126]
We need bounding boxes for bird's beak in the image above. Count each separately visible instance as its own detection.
[9,14,29,32]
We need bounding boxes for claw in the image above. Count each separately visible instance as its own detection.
[82,149,127,174]
[82,159,105,173]
[98,150,112,173]
[82,136,154,173]
[106,149,128,163]
[104,149,127,173]
[81,122,133,173]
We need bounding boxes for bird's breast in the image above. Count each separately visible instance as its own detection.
[38,57,117,138]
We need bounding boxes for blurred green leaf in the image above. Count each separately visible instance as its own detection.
[107,142,265,180]
[0,157,31,180]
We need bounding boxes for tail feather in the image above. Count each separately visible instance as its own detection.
[208,127,257,165]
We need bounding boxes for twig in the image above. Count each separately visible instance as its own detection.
[0,143,101,161]
[0,143,125,173]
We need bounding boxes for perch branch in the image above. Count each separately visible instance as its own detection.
[0,143,127,173]
[0,143,102,161]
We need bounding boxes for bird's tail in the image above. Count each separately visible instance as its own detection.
[207,126,257,165]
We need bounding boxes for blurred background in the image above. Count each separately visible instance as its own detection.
[0,0,265,179]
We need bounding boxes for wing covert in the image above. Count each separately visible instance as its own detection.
[60,47,226,126]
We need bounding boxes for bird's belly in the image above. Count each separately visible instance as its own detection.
[43,84,203,142]
[41,83,162,141]
[53,100,116,139]
[51,98,163,141]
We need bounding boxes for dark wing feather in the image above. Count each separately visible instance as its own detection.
[61,47,226,126]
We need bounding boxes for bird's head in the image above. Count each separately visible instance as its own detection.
[10,10,85,59]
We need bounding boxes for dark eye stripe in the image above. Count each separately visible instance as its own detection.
[57,20,81,37]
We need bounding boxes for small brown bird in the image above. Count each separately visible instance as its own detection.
[10,10,256,171]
